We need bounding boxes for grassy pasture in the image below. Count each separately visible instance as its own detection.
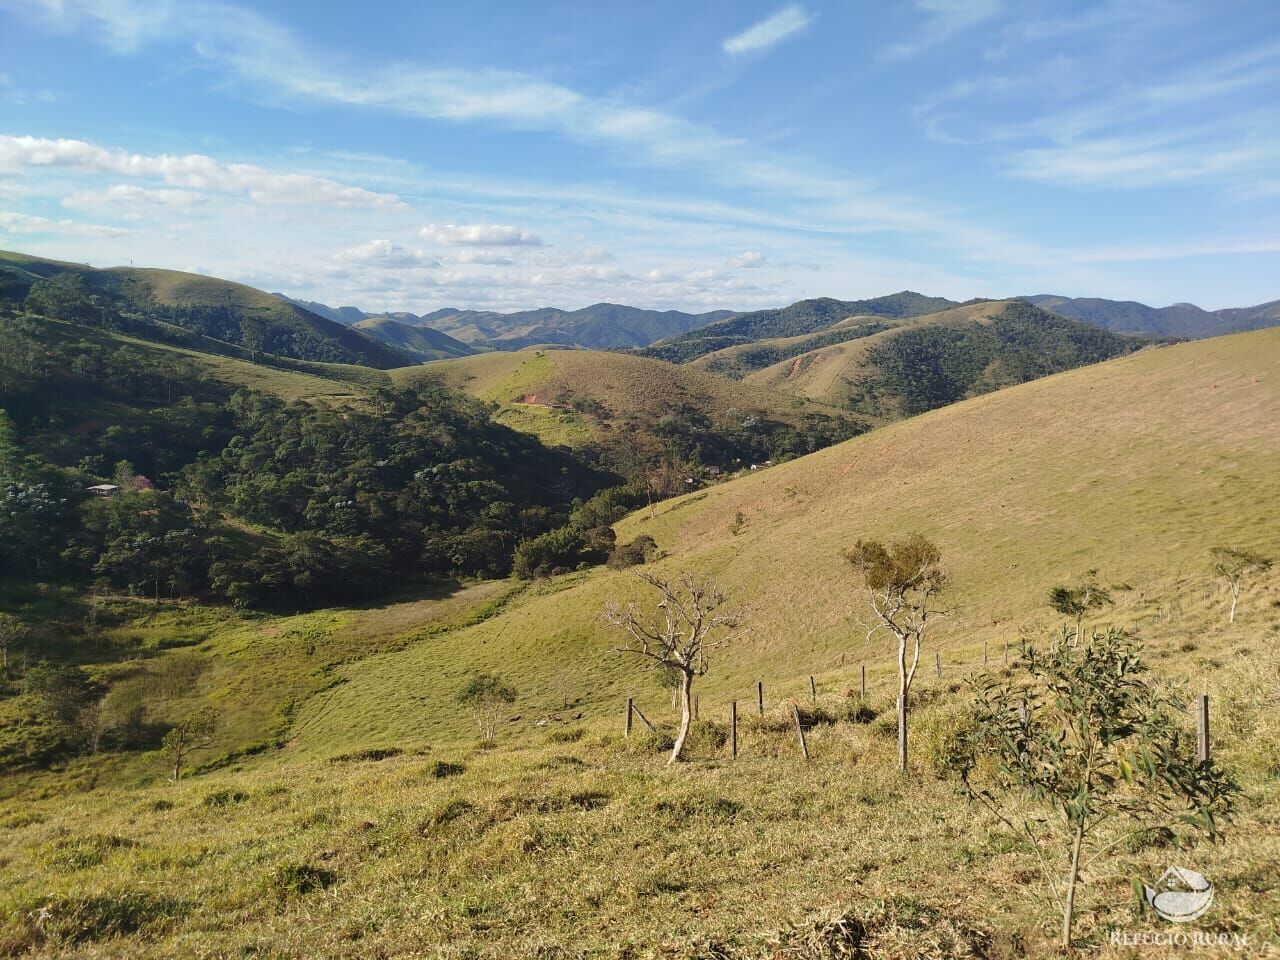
[0,327,1277,956]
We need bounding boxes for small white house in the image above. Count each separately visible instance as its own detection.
[86,484,120,497]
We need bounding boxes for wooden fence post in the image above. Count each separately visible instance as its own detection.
[730,700,738,760]
[1003,639,1009,665]
[984,641,988,667]
[1018,699,1028,724]
[625,696,633,737]
[792,703,809,761]
[1197,694,1211,765]
[757,680,764,716]
[860,663,866,698]
[809,675,817,703]
[693,693,700,721]
[935,651,942,678]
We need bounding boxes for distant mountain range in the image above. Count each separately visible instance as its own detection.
[278,296,734,351]
[1022,295,1280,339]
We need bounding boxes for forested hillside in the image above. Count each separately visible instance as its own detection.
[643,292,962,363]
[0,252,413,368]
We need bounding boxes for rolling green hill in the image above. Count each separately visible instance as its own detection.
[717,299,1153,419]
[0,251,414,369]
[351,316,477,362]
[1026,293,1280,339]
[294,326,1280,753]
[1,327,1275,957]
[642,291,964,363]
[393,347,864,464]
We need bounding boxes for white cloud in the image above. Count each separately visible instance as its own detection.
[723,5,813,56]
[886,0,1001,60]
[0,210,128,237]
[419,223,542,246]
[1008,136,1267,189]
[0,134,403,207]
[727,250,767,268]
[335,239,439,268]
[454,249,514,266]
[63,182,208,213]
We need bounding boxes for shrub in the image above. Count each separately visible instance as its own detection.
[427,759,466,779]
[264,862,337,901]
[328,747,403,763]
[606,534,657,570]
[202,788,249,807]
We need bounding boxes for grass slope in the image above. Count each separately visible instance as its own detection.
[393,347,853,450]
[352,316,477,362]
[299,327,1278,751]
[643,292,963,363]
[2,328,1277,957]
[726,299,1148,418]
[0,250,413,369]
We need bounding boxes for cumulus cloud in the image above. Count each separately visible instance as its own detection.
[0,134,403,207]
[63,182,208,213]
[0,209,128,237]
[336,239,440,268]
[723,5,813,56]
[454,249,514,265]
[727,250,767,268]
[419,223,542,246]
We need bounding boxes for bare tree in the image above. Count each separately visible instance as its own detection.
[161,707,217,781]
[0,613,28,673]
[842,534,948,772]
[605,571,742,765]
[1210,546,1272,624]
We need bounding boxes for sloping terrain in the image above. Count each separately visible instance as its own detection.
[351,316,477,362]
[1026,293,1280,339]
[0,251,413,368]
[643,292,964,363]
[308,326,1279,750]
[393,347,862,457]
[728,299,1151,418]
[1,328,1276,958]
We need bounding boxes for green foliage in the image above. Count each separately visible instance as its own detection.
[5,255,412,368]
[856,302,1145,417]
[457,672,517,743]
[1047,570,1114,638]
[160,706,217,780]
[265,862,337,901]
[607,534,656,570]
[947,628,1239,947]
[842,534,946,596]
[645,293,960,363]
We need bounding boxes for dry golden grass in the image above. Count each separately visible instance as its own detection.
[2,328,1277,957]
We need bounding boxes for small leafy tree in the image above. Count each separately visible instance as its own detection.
[604,571,742,765]
[842,534,947,771]
[161,707,217,781]
[946,628,1237,949]
[457,672,517,744]
[1048,570,1114,645]
[1209,546,1271,624]
[0,612,29,673]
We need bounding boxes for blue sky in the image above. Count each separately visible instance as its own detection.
[1,1,1277,312]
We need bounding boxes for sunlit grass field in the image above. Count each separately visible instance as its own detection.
[1,327,1277,956]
